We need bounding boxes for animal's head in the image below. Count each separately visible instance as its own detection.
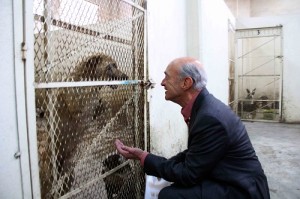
[246,88,256,99]
[104,63,128,80]
[74,55,129,88]
[101,62,128,89]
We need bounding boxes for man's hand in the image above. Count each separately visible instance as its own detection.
[114,139,145,160]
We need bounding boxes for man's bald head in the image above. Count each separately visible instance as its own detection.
[168,57,207,91]
[169,57,203,70]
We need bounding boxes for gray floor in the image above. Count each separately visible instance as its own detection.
[245,121,300,199]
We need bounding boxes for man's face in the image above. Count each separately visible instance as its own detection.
[161,64,184,103]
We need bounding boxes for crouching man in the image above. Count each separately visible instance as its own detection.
[115,57,270,199]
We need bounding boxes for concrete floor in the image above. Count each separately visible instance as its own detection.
[245,121,300,199]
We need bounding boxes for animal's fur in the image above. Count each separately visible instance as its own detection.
[102,154,136,199]
[257,95,270,109]
[72,54,128,81]
[257,96,280,110]
[36,54,129,198]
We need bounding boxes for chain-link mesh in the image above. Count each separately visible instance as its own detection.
[34,0,146,198]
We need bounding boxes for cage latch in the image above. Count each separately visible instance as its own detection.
[21,42,27,61]
[141,79,155,89]
[14,151,21,159]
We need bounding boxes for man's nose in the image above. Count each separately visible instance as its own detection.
[161,79,165,86]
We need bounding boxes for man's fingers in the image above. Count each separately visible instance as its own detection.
[115,139,131,152]
[114,139,132,157]
[115,139,126,151]
[121,145,131,152]
[114,139,140,160]
[114,139,124,147]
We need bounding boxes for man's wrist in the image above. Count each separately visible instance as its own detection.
[140,151,149,166]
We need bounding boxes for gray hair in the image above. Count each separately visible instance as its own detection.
[179,62,207,90]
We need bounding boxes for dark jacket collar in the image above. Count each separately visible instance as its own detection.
[189,87,209,127]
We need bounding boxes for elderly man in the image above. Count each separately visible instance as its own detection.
[115,57,270,199]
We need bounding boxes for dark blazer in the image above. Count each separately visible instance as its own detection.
[144,88,270,199]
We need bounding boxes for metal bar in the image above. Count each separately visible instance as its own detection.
[132,3,139,147]
[47,90,59,198]
[35,80,142,89]
[34,11,143,71]
[24,0,42,197]
[42,3,61,197]
[242,58,276,76]
[237,37,276,59]
[263,77,280,87]
[143,2,148,152]
[236,25,283,31]
[238,74,280,77]
[13,0,34,198]
[131,7,140,198]
[121,0,145,12]
[255,100,280,102]
[241,118,279,123]
[233,31,239,113]
[228,58,235,62]
[236,27,282,39]
[59,161,131,199]
[278,31,283,121]
[236,34,280,39]
[34,14,132,45]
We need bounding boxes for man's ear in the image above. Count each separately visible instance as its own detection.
[182,77,194,90]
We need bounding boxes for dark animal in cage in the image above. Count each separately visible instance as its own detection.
[102,154,136,199]
[257,96,280,110]
[274,101,280,109]
[72,54,128,82]
[36,54,129,198]
[257,95,270,109]
[238,88,257,119]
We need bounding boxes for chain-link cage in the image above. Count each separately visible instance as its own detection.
[34,0,147,198]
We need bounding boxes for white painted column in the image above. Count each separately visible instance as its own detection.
[147,0,188,157]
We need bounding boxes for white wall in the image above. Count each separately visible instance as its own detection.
[225,0,300,18]
[1,1,39,198]
[0,1,27,198]
[237,15,300,123]
[251,0,300,17]
[187,0,236,104]
[198,0,235,103]
[147,0,188,157]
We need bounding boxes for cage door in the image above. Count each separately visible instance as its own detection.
[234,26,283,121]
[33,0,148,198]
